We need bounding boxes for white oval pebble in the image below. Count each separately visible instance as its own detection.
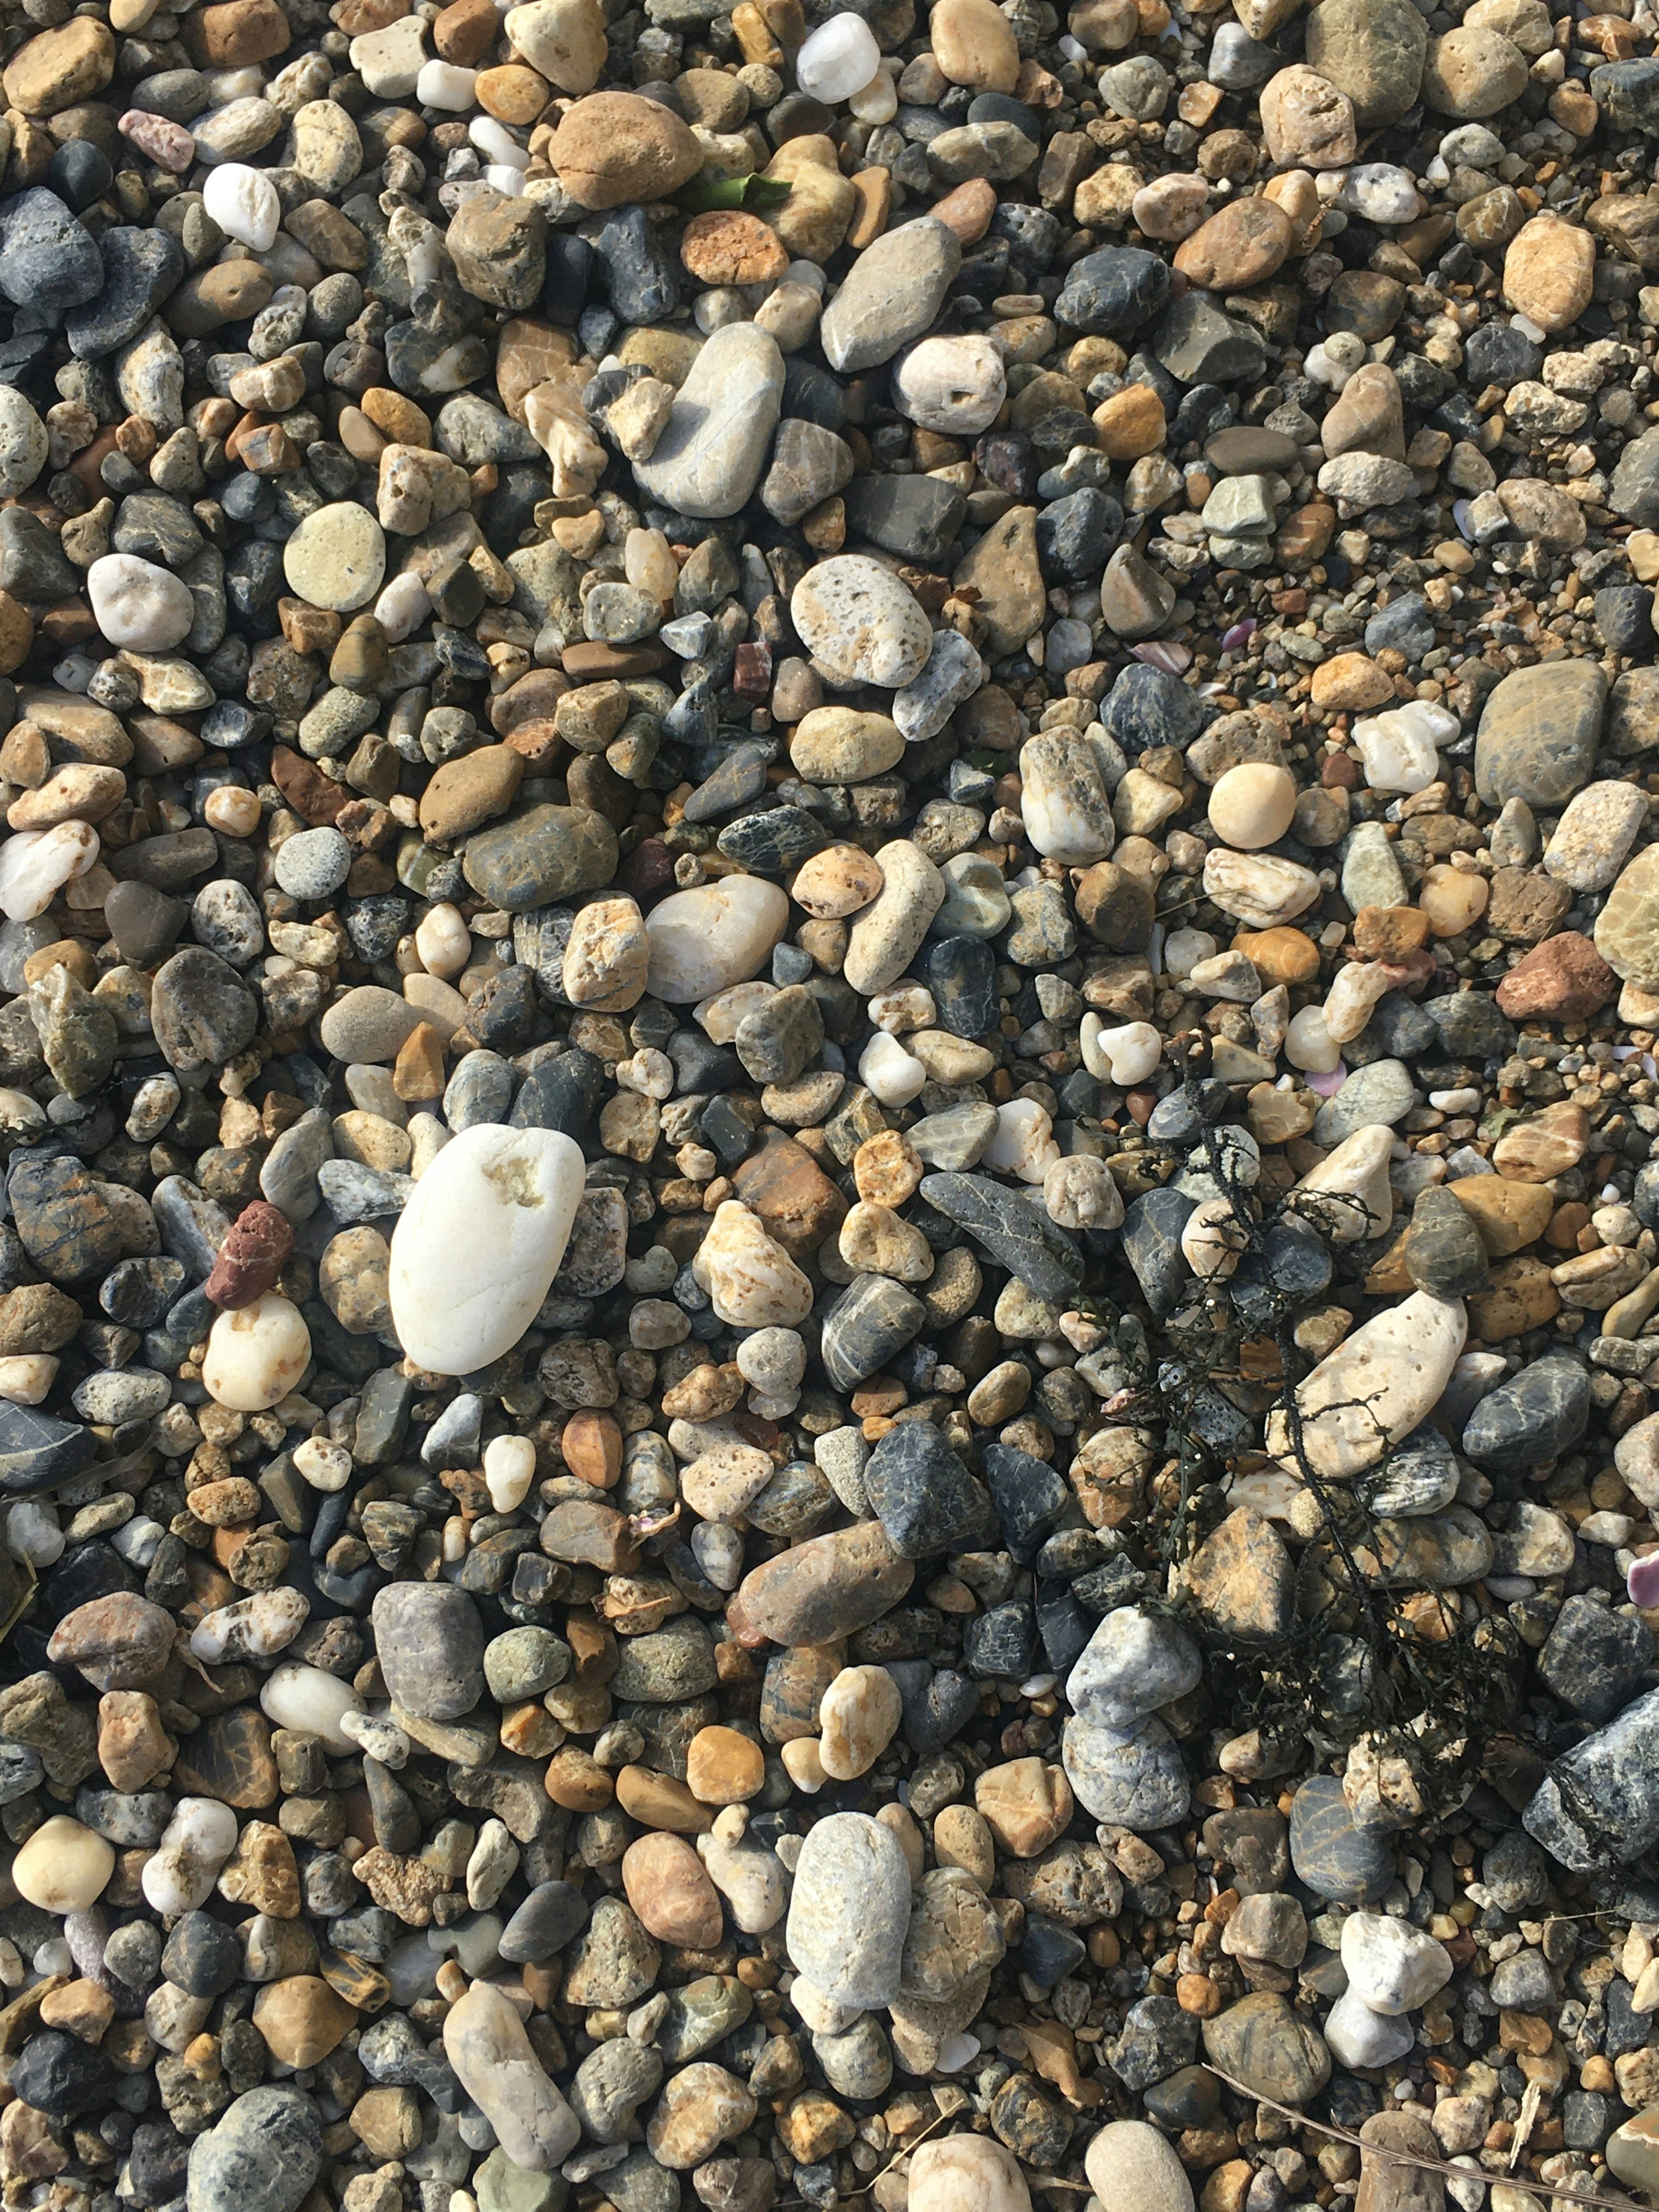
[88,554,197,653]
[141,1798,238,1915]
[202,161,281,248]
[203,1292,311,1412]
[484,1434,537,1512]
[858,1030,927,1106]
[292,1436,353,1491]
[388,1124,584,1374]
[795,12,881,100]
[645,877,789,1002]
[261,1660,365,1752]
[375,571,432,641]
[0,821,99,922]
[1080,1015,1162,1085]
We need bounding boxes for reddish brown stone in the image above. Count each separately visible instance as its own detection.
[1494,931,1616,1023]
[614,836,676,905]
[205,1199,296,1310]
[272,744,349,825]
[186,0,290,65]
[489,666,571,733]
[727,1523,914,1649]
[172,1709,279,1808]
[731,1127,847,1257]
[47,1594,174,1691]
[539,1499,639,1571]
[1487,866,1573,945]
[433,0,499,58]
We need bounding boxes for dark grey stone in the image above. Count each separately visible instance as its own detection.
[1462,1350,1589,1467]
[1288,1773,1394,1903]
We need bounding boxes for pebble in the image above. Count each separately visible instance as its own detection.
[785,1812,912,2008]
[387,1123,582,1373]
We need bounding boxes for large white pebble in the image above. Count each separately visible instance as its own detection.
[1081,1015,1161,1085]
[794,11,881,99]
[141,1797,238,1915]
[645,877,789,1002]
[891,334,1005,433]
[388,1124,582,1374]
[202,161,281,249]
[203,1292,311,1412]
[416,58,475,105]
[859,1029,926,1107]
[88,554,196,652]
[1340,1911,1453,2014]
[13,1814,114,1912]
[910,2137,1032,2212]
[0,821,99,922]
[261,1659,365,1752]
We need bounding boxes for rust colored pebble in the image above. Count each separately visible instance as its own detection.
[1176,1971,1221,2016]
[433,0,499,60]
[204,1200,295,1310]
[1494,930,1618,1023]
[562,1407,623,1487]
[185,0,291,66]
[271,745,351,825]
[929,176,997,244]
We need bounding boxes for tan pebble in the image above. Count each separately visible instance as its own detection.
[686,1725,766,1804]
[621,1831,724,1945]
[817,1664,902,1780]
[1503,212,1595,333]
[1207,763,1297,850]
[929,0,1020,87]
[974,1757,1074,1857]
[1092,383,1166,459]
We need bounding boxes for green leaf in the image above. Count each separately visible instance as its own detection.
[674,172,792,213]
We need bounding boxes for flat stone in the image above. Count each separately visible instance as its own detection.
[1475,661,1605,808]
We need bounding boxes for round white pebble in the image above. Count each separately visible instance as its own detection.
[417,58,477,105]
[88,553,197,652]
[375,571,432,642]
[859,1029,927,1106]
[202,161,281,249]
[203,1292,311,1412]
[795,11,881,100]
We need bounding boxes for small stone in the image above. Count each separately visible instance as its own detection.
[283,504,385,615]
[1289,1773,1395,1902]
[636,324,785,520]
